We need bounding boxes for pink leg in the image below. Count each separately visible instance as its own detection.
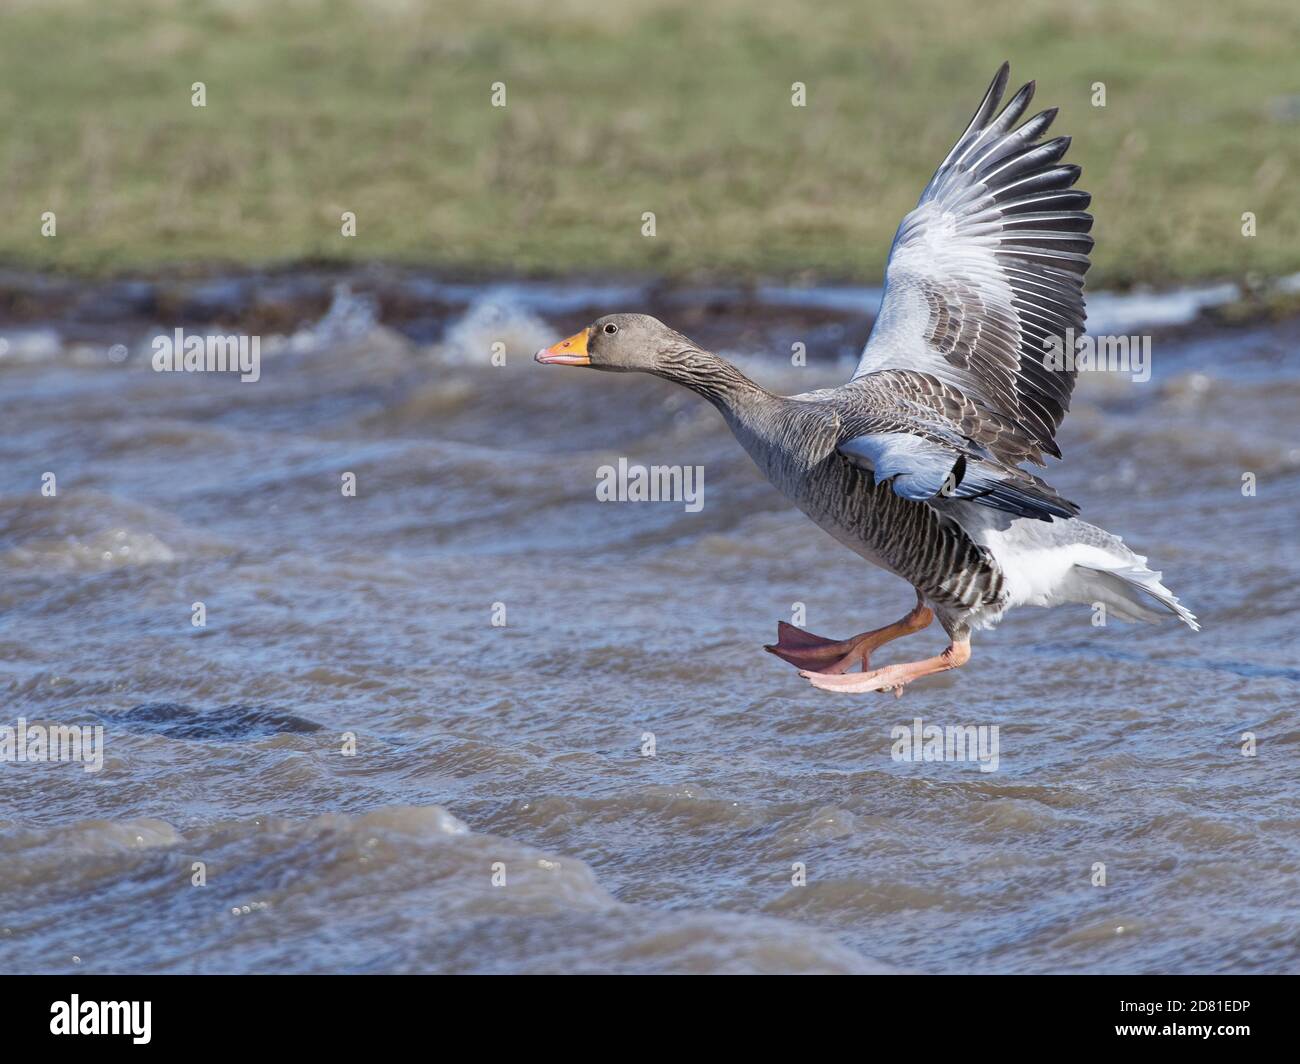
[765,592,933,674]
[800,638,971,697]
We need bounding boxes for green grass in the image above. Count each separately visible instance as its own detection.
[2,0,1297,285]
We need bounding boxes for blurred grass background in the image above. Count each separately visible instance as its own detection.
[1,0,1296,285]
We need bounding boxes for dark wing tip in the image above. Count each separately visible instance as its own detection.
[985,62,1011,108]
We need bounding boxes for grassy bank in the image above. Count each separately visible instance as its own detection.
[1,0,1296,285]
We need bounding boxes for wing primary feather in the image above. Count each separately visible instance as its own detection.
[853,64,1093,464]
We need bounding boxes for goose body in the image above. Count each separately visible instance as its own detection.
[705,381,1009,631]
[537,63,1197,694]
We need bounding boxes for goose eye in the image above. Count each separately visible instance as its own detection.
[603,323,618,335]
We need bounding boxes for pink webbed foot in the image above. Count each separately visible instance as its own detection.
[799,640,971,697]
[764,621,877,674]
[764,596,934,676]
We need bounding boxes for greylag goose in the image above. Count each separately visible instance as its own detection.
[536,63,1198,696]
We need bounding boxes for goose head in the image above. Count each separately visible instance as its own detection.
[535,313,686,374]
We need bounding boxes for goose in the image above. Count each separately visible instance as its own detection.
[535,63,1198,696]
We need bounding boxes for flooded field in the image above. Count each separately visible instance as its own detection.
[0,269,1297,973]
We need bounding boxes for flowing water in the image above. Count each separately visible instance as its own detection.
[0,269,1297,974]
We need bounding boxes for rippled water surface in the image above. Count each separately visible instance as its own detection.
[0,272,1297,973]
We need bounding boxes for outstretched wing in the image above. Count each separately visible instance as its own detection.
[853,62,1092,464]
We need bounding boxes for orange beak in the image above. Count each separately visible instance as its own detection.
[535,328,591,366]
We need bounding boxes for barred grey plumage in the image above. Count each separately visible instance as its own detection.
[536,63,1197,695]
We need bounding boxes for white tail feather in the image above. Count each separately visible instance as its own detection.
[968,512,1200,631]
[1070,560,1200,631]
